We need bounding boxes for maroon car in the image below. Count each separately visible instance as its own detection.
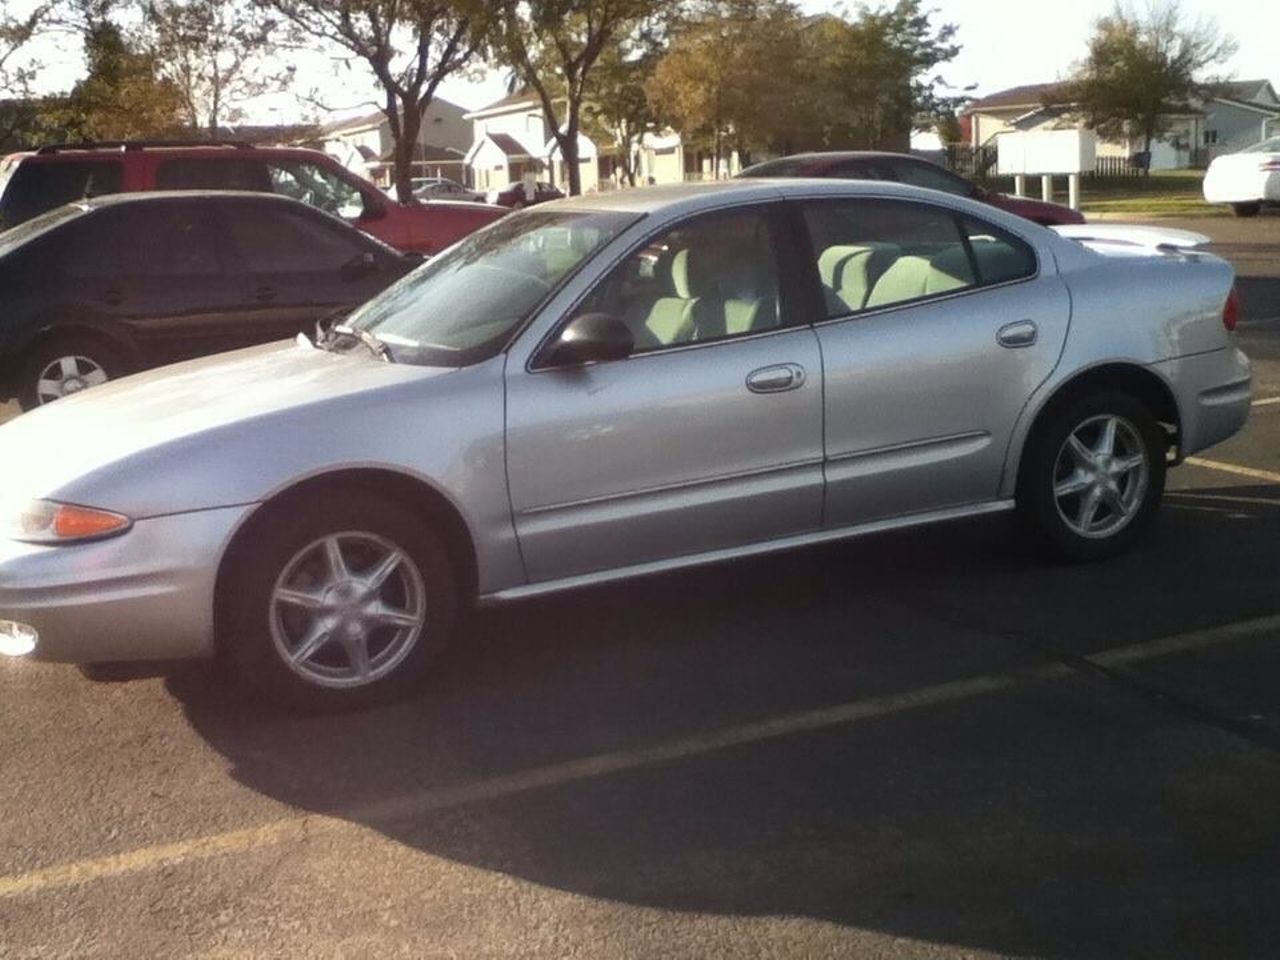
[739,151,1085,226]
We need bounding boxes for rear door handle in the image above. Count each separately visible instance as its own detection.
[101,289,124,306]
[254,286,278,302]
[997,320,1038,348]
[746,363,806,394]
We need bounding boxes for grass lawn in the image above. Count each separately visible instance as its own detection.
[980,170,1217,217]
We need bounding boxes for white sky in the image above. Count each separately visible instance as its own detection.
[9,0,1278,124]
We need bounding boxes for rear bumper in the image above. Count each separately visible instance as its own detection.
[1156,347,1252,459]
[0,505,252,663]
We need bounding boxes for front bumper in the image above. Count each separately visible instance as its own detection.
[0,505,253,663]
[1156,346,1252,459]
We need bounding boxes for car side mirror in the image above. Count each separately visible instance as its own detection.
[360,196,388,221]
[542,313,634,367]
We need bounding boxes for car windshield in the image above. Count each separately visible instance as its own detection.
[0,201,85,256]
[1241,137,1280,153]
[345,208,638,366]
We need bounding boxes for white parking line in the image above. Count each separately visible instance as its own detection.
[1252,397,1280,407]
[4,611,1280,899]
[1184,457,1280,484]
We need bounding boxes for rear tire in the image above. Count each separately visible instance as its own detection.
[219,493,459,712]
[1232,202,1261,218]
[1016,391,1166,562]
[18,335,127,411]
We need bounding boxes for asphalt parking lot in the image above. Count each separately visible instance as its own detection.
[2,213,1280,959]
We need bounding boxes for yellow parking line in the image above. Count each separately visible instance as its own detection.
[1184,457,1280,484]
[4,612,1280,899]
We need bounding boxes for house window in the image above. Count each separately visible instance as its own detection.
[1204,130,1218,145]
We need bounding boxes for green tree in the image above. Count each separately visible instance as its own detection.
[268,0,486,201]
[488,0,666,196]
[0,2,54,146]
[144,0,290,135]
[648,0,804,175]
[797,2,964,151]
[1063,1,1235,165]
[56,14,187,140]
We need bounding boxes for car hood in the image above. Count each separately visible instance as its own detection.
[0,339,448,510]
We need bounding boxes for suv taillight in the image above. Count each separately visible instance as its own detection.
[1223,286,1240,332]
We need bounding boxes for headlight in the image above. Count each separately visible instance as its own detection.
[6,499,133,544]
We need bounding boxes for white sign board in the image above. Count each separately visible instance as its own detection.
[998,130,1097,175]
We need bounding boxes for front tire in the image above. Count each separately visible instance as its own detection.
[18,335,126,411]
[1017,391,1166,562]
[1232,202,1261,218]
[219,494,459,711]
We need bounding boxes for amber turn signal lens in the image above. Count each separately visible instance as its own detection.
[51,504,131,540]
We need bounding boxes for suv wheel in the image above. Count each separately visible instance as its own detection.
[18,336,126,411]
[1017,391,1166,561]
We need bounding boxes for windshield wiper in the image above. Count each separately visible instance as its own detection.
[334,324,395,363]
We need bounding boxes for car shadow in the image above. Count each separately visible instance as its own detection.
[168,485,1280,959]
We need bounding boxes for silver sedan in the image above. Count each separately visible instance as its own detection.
[0,180,1252,709]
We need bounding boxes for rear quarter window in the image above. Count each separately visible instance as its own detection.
[0,161,124,229]
[961,217,1038,285]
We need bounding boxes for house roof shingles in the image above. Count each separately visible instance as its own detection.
[487,133,533,157]
[966,83,1067,112]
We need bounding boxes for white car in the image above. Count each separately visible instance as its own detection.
[1203,136,1280,217]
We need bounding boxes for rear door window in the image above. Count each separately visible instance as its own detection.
[221,204,369,274]
[889,159,974,197]
[0,160,124,228]
[127,203,224,276]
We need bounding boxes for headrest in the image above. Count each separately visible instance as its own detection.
[669,247,714,299]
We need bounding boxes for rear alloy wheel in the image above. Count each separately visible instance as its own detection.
[1018,392,1166,561]
[221,495,458,711]
[1232,202,1261,218]
[18,337,125,411]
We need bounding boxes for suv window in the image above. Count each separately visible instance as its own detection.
[222,204,368,273]
[155,158,273,192]
[575,206,784,353]
[0,160,124,229]
[804,199,981,316]
[828,158,898,181]
[266,161,369,219]
[889,159,973,197]
[57,207,132,279]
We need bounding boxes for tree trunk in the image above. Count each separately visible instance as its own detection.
[563,105,581,196]
[393,101,422,203]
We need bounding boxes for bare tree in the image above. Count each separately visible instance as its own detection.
[145,0,290,135]
[489,0,664,196]
[268,0,486,200]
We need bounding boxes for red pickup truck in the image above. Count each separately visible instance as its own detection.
[0,141,507,255]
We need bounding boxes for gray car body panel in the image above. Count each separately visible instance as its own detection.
[0,179,1251,663]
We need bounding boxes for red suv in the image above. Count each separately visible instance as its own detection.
[739,151,1086,226]
[0,140,506,254]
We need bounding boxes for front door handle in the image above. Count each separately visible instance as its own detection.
[746,363,806,394]
[997,320,1038,348]
[101,289,124,306]
[254,286,278,303]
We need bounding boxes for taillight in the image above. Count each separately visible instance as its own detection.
[1223,286,1240,332]
[1261,159,1280,172]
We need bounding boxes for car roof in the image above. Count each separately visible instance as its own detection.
[549,177,953,215]
[75,190,309,209]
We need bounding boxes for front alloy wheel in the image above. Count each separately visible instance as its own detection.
[270,532,426,689]
[221,494,458,711]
